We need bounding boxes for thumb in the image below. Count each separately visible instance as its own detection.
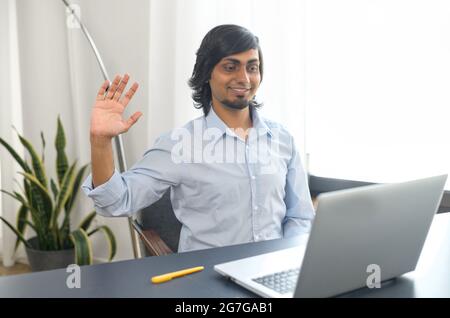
[125,111,143,130]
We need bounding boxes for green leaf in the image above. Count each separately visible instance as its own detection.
[59,164,88,246]
[65,164,88,213]
[1,189,33,212]
[18,172,53,213]
[0,136,32,173]
[18,172,53,234]
[0,216,31,249]
[55,116,68,186]
[22,180,49,248]
[2,188,49,249]
[17,132,48,188]
[23,219,36,232]
[52,162,76,229]
[78,210,96,232]
[87,225,117,262]
[50,178,59,200]
[14,205,29,252]
[70,228,93,266]
[40,131,46,163]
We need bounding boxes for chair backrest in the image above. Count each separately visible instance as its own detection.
[138,189,182,256]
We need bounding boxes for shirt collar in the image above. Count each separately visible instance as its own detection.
[205,105,229,137]
[251,106,273,138]
[205,105,273,139]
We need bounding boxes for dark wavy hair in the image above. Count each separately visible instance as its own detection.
[188,24,264,116]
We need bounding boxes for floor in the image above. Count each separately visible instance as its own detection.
[0,260,32,276]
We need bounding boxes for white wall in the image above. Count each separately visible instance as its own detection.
[7,0,152,263]
[0,0,24,266]
[305,0,450,187]
[66,0,151,261]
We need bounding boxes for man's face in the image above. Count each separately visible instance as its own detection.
[209,49,261,111]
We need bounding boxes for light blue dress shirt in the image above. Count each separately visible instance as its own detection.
[82,107,315,252]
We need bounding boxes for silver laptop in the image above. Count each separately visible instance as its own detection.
[214,174,447,298]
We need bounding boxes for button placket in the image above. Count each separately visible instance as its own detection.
[246,142,259,239]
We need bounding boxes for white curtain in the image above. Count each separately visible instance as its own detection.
[1,0,307,266]
[0,0,24,267]
[305,0,450,188]
[148,0,307,159]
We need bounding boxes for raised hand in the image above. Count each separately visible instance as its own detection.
[90,74,142,141]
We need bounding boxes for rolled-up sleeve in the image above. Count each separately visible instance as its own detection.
[82,134,182,217]
[282,135,315,237]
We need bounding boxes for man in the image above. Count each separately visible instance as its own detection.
[82,24,315,252]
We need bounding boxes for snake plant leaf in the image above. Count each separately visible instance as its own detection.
[23,220,36,232]
[14,205,29,252]
[0,216,31,249]
[0,137,32,173]
[40,131,46,163]
[17,133,48,189]
[18,172,53,214]
[1,189,46,242]
[59,164,88,246]
[2,118,117,262]
[65,164,88,213]
[55,116,68,186]
[21,181,48,240]
[1,190,33,213]
[50,178,58,200]
[78,210,97,232]
[87,225,117,261]
[70,228,93,266]
[52,162,76,229]
[18,172,53,232]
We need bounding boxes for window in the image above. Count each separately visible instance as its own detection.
[304,0,450,192]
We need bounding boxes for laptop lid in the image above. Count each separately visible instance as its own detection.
[214,174,447,298]
[294,174,447,297]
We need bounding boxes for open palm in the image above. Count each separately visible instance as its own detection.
[90,74,142,139]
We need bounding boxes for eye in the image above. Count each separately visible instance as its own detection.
[223,63,236,72]
[247,64,260,73]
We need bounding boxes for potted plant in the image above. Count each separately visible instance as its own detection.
[0,116,116,271]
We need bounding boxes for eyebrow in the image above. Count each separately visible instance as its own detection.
[222,58,260,64]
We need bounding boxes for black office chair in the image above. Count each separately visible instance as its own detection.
[133,190,182,256]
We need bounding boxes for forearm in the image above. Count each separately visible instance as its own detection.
[90,135,115,188]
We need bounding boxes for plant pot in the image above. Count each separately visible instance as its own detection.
[25,237,76,272]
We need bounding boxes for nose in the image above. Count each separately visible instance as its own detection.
[236,67,250,84]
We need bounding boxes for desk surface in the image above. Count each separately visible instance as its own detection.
[1,213,449,298]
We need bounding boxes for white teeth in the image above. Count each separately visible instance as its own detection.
[231,88,248,92]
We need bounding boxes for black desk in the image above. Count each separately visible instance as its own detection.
[0,213,449,298]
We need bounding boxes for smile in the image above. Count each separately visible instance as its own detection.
[229,87,250,94]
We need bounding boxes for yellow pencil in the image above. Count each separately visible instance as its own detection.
[151,266,205,284]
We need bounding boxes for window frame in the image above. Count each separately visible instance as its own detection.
[308,174,450,214]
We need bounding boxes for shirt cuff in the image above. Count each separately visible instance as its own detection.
[81,170,125,208]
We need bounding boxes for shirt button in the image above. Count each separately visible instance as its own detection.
[253,206,258,211]
[251,175,256,180]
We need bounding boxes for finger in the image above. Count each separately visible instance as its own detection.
[120,82,139,107]
[113,74,130,101]
[124,111,143,131]
[96,80,109,100]
[106,75,121,99]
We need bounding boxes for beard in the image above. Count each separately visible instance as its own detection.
[220,97,250,110]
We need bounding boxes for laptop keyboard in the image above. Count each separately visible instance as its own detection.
[252,268,300,294]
